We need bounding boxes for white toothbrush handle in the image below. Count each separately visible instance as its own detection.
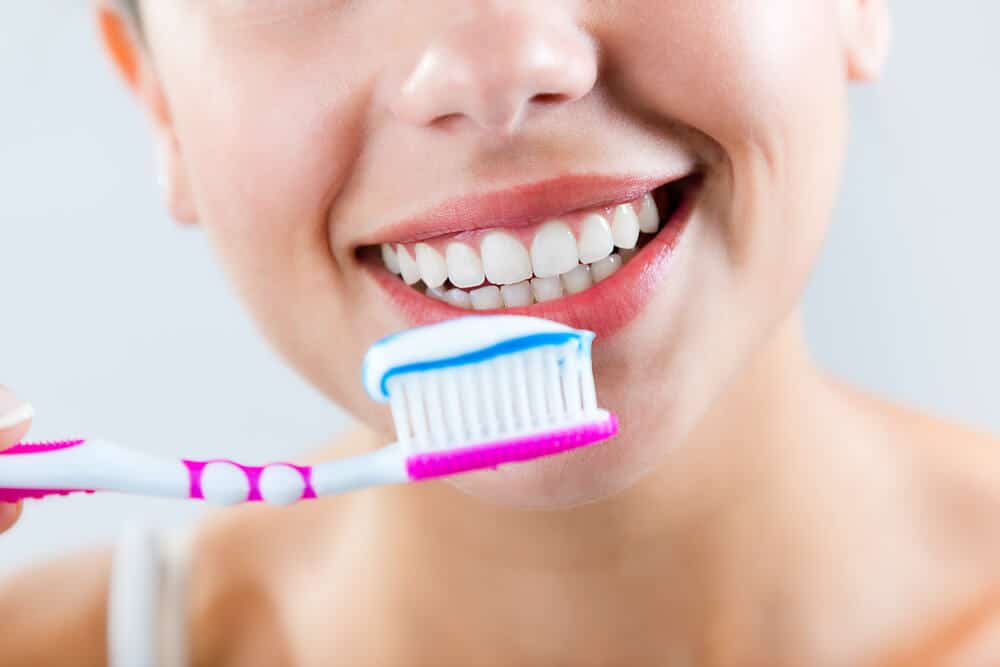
[0,438,410,506]
[0,439,190,502]
[309,442,409,497]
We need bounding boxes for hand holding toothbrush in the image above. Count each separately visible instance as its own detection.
[0,387,34,534]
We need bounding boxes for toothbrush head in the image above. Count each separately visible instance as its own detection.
[364,315,618,480]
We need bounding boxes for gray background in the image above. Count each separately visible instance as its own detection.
[1,4,997,572]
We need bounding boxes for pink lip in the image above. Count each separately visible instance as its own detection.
[367,173,691,244]
[368,179,701,339]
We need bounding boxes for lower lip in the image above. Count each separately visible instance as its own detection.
[367,185,700,339]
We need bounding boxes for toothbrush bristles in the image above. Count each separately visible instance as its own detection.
[385,342,600,453]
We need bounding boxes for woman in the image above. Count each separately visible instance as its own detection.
[3,1,1000,664]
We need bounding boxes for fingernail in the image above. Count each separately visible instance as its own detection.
[0,387,33,430]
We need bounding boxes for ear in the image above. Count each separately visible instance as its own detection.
[840,0,891,82]
[96,3,198,225]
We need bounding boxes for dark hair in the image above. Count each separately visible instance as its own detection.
[116,0,141,26]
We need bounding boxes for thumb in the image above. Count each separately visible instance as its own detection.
[0,386,33,450]
[0,386,33,533]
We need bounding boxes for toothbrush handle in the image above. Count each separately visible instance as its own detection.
[0,439,191,504]
[0,441,97,501]
[0,439,410,505]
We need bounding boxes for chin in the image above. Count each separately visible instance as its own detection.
[441,423,669,510]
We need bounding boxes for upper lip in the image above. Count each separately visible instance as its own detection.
[366,171,695,246]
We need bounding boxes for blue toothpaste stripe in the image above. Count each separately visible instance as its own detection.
[378,331,589,399]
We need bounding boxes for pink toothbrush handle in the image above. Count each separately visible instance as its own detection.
[0,440,97,503]
[180,459,318,503]
[0,439,321,505]
[0,488,97,503]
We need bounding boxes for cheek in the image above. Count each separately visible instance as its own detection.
[144,7,390,414]
[149,15,370,300]
[602,1,843,144]
[161,51,360,247]
[604,0,848,286]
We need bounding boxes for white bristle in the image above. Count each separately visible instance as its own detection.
[544,348,565,419]
[460,364,483,441]
[424,373,448,449]
[496,358,516,435]
[388,378,411,445]
[441,369,465,446]
[387,342,599,453]
[527,347,548,427]
[580,352,598,412]
[478,361,500,438]
[404,375,429,449]
[561,344,583,417]
[511,353,532,429]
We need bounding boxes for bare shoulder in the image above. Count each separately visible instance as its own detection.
[807,380,1000,665]
[0,546,112,667]
[186,426,379,667]
[838,379,1000,564]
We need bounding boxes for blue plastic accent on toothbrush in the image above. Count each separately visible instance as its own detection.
[377,331,590,399]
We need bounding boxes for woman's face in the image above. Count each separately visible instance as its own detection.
[132,0,880,507]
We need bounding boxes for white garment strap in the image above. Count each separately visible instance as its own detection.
[108,522,194,667]
[158,528,194,667]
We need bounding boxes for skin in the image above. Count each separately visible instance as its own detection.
[4,0,1000,664]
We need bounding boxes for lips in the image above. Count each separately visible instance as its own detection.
[360,173,701,337]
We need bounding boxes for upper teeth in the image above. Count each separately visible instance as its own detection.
[481,231,533,285]
[577,214,615,264]
[611,204,640,250]
[638,193,660,234]
[446,242,484,288]
[530,221,578,278]
[396,245,422,285]
[381,192,662,305]
[414,243,448,288]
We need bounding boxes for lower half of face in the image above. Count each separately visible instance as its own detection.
[146,0,849,507]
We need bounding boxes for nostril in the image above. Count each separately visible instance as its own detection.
[531,92,572,106]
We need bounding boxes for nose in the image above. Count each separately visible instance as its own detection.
[390,6,598,134]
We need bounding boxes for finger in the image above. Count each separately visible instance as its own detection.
[0,500,22,534]
[0,385,33,451]
[0,387,31,530]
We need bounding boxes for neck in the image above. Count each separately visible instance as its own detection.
[384,312,820,556]
[332,312,853,662]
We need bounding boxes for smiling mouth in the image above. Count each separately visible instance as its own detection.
[360,175,699,317]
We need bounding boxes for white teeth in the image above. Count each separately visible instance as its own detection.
[470,285,503,310]
[396,245,421,285]
[500,281,533,307]
[381,244,401,274]
[426,286,449,301]
[530,221,578,278]
[481,232,532,285]
[638,193,660,234]
[611,205,640,250]
[577,214,614,264]
[446,242,485,289]
[561,264,593,294]
[415,243,448,288]
[391,191,656,301]
[445,288,473,309]
[531,276,564,303]
[590,253,622,283]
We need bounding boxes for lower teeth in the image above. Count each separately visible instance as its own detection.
[421,244,647,310]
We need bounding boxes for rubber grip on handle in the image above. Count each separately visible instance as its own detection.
[0,440,96,503]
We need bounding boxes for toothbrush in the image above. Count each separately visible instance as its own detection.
[0,315,618,506]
